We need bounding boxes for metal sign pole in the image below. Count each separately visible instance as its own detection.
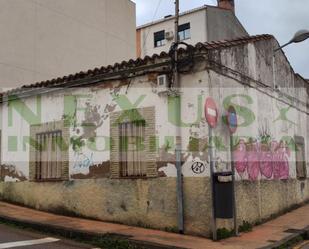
[227,106,238,236]
[205,97,218,241]
[230,134,238,236]
[209,126,217,241]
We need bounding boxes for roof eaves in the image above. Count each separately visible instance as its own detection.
[3,34,275,97]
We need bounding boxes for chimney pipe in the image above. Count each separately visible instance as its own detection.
[217,0,235,13]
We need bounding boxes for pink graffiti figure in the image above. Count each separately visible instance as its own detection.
[259,144,273,179]
[272,141,290,180]
[246,142,260,181]
[233,140,247,177]
[233,139,290,181]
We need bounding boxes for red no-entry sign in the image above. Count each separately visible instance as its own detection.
[205,97,218,128]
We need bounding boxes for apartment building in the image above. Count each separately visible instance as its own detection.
[136,0,248,58]
[0,0,136,88]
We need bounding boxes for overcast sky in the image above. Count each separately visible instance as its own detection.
[133,0,308,78]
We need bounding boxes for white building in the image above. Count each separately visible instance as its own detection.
[0,0,136,88]
[136,0,248,58]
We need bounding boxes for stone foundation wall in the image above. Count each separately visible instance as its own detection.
[236,179,309,224]
[0,178,308,237]
[0,178,212,236]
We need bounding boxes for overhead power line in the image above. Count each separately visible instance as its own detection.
[142,0,163,54]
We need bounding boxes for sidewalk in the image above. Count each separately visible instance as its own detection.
[0,201,308,249]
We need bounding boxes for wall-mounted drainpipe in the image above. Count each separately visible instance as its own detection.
[173,0,184,234]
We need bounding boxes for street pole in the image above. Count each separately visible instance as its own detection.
[209,127,217,241]
[230,135,238,236]
[173,0,184,234]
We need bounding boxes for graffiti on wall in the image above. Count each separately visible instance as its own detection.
[233,139,290,180]
[71,151,108,178]
[0,165,27,182]
[72,151,110,179]
[71,161,110,179]
[157,134,209,177]
[191,161,206,174]
[70,103,104,152]
[73,152,94,170]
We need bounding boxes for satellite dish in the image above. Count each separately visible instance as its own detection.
[275,29,309,51]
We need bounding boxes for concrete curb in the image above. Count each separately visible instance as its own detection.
[258,226,309,249]
[0,214,184,249]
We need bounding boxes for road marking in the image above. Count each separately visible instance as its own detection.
[0,237,59,248]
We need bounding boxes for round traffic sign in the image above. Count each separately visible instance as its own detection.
[227,106,237,134]
[205,97,218,128]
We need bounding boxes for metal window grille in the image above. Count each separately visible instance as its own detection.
[36,131,62,180]
[119,121,146,177]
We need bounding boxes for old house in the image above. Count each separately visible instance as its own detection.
[0,34,308,236]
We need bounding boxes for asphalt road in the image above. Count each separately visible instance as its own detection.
[0,223,98,249]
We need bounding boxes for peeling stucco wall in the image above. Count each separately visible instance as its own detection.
[1,68,307,181]
[0,38,308,236]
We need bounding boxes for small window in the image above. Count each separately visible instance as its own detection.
[154,30,165,47]
[178,23,191,40]
[36,131,62,180]
[119,121,146,177]
[295,136,307,179]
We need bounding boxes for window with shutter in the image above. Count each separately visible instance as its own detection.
[110,107,156,179]
[36,131,62,180]
[29,120,69,182]
[295,136,307,179]
[119,121,146,177]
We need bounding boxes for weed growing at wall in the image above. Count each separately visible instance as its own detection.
[216,228,234,240]
[238,220,253,233]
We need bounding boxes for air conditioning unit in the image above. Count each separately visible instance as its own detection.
[165,31,174,40]
[157,74,169,94]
